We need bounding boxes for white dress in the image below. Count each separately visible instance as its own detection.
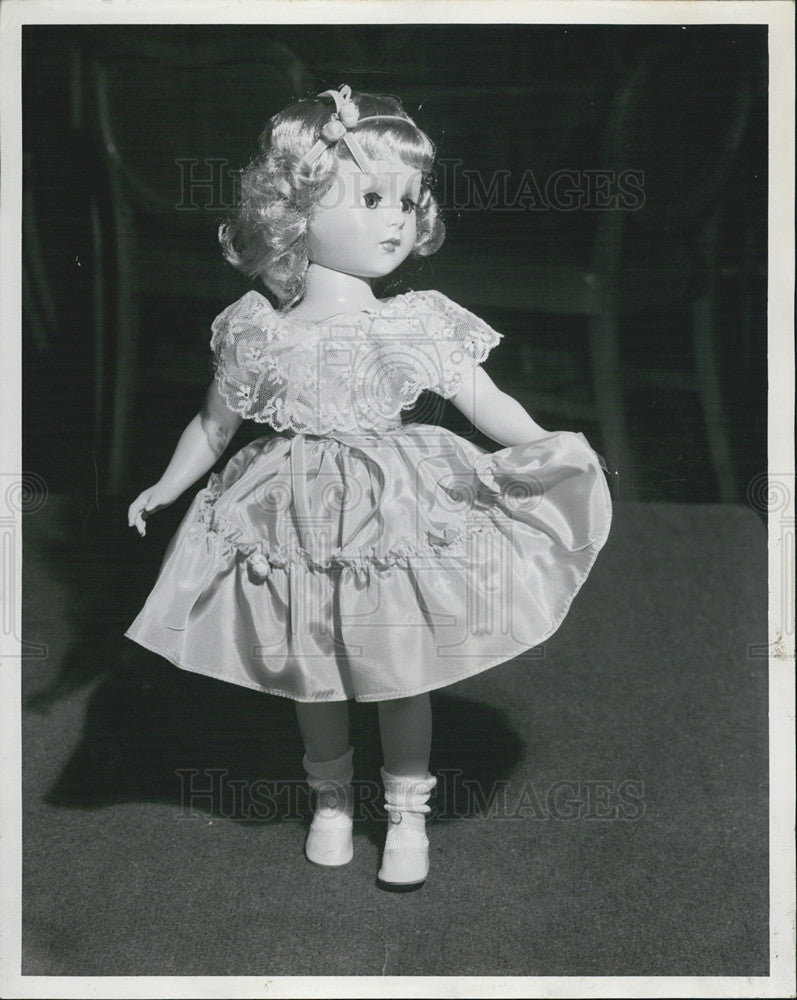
[125,289,612,701]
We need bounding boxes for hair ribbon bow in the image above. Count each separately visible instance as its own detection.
[300,84,410,172]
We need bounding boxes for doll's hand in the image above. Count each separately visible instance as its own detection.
[128,484,174,537]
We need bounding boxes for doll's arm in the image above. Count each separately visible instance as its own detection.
[128,381,242,536]
[449,366,548,447]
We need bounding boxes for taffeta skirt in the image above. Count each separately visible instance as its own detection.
[125,424,612,702]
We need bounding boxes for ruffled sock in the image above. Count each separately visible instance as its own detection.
[377,767,437,889]
[303,745,355,867]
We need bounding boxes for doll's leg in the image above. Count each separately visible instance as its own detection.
[295,700,350,763]
[377,692,432,775]
[295,700,354,867]
[376,693,437,889]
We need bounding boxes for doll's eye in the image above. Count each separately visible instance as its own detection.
[363,191,381,209]
[401,196,417,214]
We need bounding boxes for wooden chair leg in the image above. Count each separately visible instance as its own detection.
[21,274,50,356]
[588,310,634,500]
[22,179,58,331]
[107,188,139,497]
[22,176,57,354]
[691,293,738,503]
[90,198,105,449]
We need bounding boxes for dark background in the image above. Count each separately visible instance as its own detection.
[22,22,767,509]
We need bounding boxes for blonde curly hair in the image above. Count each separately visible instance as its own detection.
[219,89,445,307]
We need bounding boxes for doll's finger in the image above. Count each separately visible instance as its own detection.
[129,496,146,527]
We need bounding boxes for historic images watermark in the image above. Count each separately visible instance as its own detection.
[207,322,556,660]
[1,472,48,660]
[175,158,646,214]
[434,159,645,213]
[236,456,545,659]
[746,472,795,661]
[175,767,646,823]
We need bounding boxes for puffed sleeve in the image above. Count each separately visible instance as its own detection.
[209,290,284,422]
[407,290,504,397]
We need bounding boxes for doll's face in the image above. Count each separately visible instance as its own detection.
[306,152,421,279]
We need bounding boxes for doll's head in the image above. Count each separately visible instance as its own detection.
[219,85,445,306]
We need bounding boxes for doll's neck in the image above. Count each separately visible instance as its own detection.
[297,264,380,318]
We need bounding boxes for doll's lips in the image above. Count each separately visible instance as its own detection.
[380,238,400,251]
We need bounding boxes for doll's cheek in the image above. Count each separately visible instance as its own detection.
[397,218,418,255]
[306,216,339,261]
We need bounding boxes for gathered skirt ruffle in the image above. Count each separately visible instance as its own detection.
[125,424,612,701]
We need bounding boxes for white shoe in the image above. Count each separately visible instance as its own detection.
[377,768,437,889]
[303,747,354,867]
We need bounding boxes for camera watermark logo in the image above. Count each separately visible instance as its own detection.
[1,472,49,659]
[233,323,552,660]
[746,473,795,661]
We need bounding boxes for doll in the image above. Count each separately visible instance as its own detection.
[126,85,612,890]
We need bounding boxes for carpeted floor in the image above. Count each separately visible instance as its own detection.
[20,492,769,978]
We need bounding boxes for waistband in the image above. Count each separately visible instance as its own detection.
[279,425,407,446]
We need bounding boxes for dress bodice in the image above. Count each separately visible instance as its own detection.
[210,289,503,435]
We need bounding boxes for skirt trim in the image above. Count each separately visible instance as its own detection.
[124,532,607,703]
